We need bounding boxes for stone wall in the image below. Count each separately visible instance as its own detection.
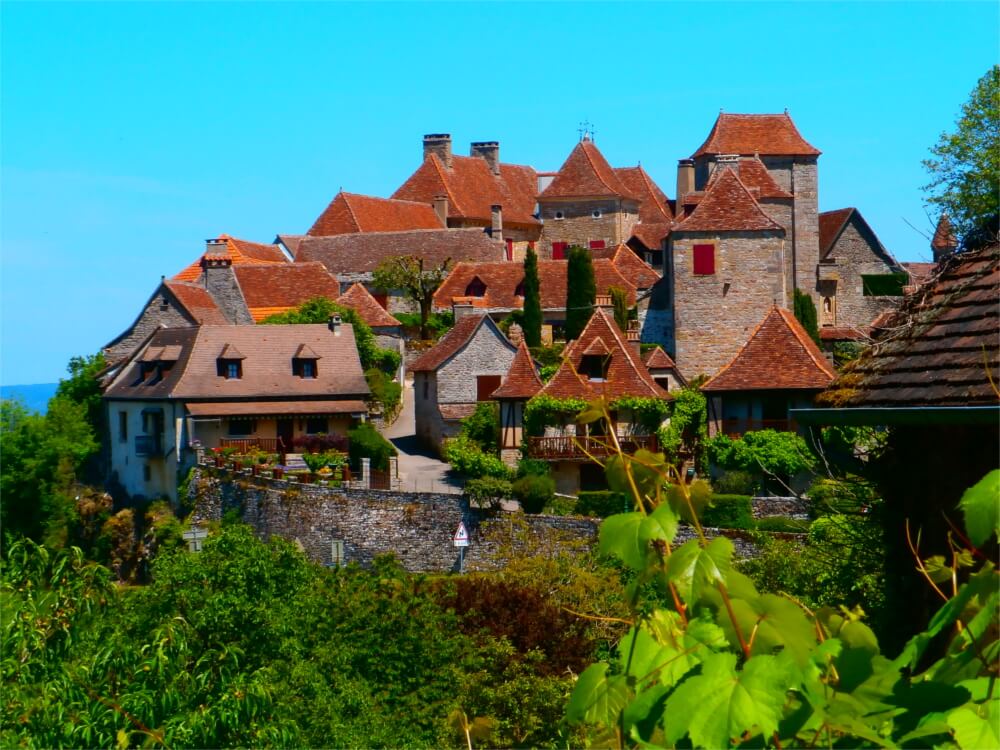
[104,283,195,362]
[791,160,820,305]
[537,199,638,259]
[204,265,254,325]
[824,216,902,330]
[752,495,809,519]
[437,322,516,404]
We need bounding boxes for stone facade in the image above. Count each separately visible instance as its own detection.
[537,198,639,258]
[436,322,516,404]
[202,260,254,324]
[790,160,821,306]
[104,284,196,363]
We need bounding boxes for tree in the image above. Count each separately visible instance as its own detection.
[793,288,820,344]
[565,246,596,341]
[609,285,629,333]
[923,65,1000,240]
[372,255,451,340]
[522,246,542,347]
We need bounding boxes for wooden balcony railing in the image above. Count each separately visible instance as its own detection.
[721,419,793,438]
[219,437,284,453]
[527,434,658,460]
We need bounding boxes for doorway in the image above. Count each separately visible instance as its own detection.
[277,419,294,451]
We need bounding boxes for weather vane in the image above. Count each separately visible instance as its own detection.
[578,120,595,142]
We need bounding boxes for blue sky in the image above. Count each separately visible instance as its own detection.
[2,1,997,385]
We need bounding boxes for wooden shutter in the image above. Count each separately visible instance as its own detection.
[589,240,606,250]
[505,238,514,260]
[693,244,715,275]
[552,242,568,260]
[476,375,503,401]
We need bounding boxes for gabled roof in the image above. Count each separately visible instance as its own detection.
[629,222,672,251]
[615,166,674,222]
[409,314,515,372]
[932,213,959,251]
[817,207,899,266]
[590,244,660,289]
[432,259,636,312]
[276,234,306,257]
[307,191,443,236]
[295,227,505,276]
[642,346,678,370]
[903,262,937,286]
[336,282,401,328]
[819,243,999,408]
[673,167,784,233]
[173,234,287,282]
[731,157,793,199]
[162,280,229,325]
[539,140,638,200]
[492,340,543,399]
[232,262,342,322]
[692,113,821,158]
[392,154,539,227]
[702,306,836,391]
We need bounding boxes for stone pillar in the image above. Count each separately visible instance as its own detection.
[389,455,398,479]
[791,158,820,309]
[361,457,371,488]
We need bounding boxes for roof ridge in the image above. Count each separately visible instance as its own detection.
[776,307,836,377]
[340,192,363,233]
[427,153,462,215]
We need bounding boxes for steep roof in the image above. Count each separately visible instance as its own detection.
[590,244,660,288]
[702,306,836,391]
[932,213,959,251]
[630,222,672,251]
[307,191,443,236]
[392,154,539,227]
[692,113,820,158]
[492,340,543,399]
[539,140,637,200]
[732,157,793,199]
[819,244,999,408]
[673,167,784,233]
[336,283,401,328]
[173,234,288,281]
[903,262,937,286]
[295,227,505,276]
[615,165,674,222]
[432,259,636,312]
[643,346,687,387]
[409,314,514,372]
[163,280,229,325]
[232,262,342,322]
[818,208,856,257]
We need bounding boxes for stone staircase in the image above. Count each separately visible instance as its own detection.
[283,453,308,471]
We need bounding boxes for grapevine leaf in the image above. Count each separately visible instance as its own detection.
[957,469,999,547]
[599,513,648,571]
[566,662,630,728]
[666,537,733,605]
[719,594,816,668]
[948,705,999,750]
[641,503,679,547]
[924,555,954,584]
[622,683,670,742]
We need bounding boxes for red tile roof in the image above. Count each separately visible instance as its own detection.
[233,262,342,322]
[336,282,401,328]
[731,157,793,199]
[540,140,637,200]
[818,208,856,257]
[492,340,543,399]
[173,234,288,281]
[615,166,674,222]
[642,346,678,370]
[410,314,513,372]
[702,306,836,391]
[819,326,868,342]
[629,221,671,251]
[591,244,660,288]
[932,213,958,251]
[392,154,539,227]
[673,168,784,233]
[432,259,636,312]
[163,280,229,325]
[692,113,821,158]
[307,191,443,236]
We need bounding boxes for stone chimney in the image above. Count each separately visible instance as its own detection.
[595,294,613,310]
[470,141,500,175]
[626,325,641,358]
[200,248,253,325]
[676,159,695,203]
[432,194,449,227]
[423,133,452,168]
[328,314,342,336]
[452,301,475,321]
[490,204,503,243]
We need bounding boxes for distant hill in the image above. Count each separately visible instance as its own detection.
[1,383,59,414]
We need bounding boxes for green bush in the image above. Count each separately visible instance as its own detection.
[706,429,816,477]
[516,458,550,478]
[394,311,454,339]
[443,436,512,479]
[302,451,347,472]
[465,476,513,506]
[700,494,754,529]
[371,347,402,375]
[459,402,500,455]
[544,495,577,516]
[754,515,811,533]
[364,368,402,413]
[347,422,396,471]
[512,474,555,514]
[712,470,758,496]
[576,491,630,518]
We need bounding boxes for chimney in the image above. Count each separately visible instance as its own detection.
[328,314,342,336]
[508,322,524,346]
[626,325,641,358]
[423,133,452,168]
[452,301,475,321]
[200,248,252,324]
[676,159,695,203]
[490,204,503,243]
[470,141,500,175]
[432,194,449,226]
[595,294,613,310]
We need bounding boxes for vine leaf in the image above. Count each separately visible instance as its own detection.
[566,662,630,729]
[723,594,816,667]
[598,505,679,571]
[948,705,998,750]
[958,469,999,547]
[665,537,733,605]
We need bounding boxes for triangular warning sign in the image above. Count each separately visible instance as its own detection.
[453,521,470,546]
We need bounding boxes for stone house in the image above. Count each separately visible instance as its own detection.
[642,346,687,392]
[102,319,370,503]
[409,314,518,451]
[307,191,444,236]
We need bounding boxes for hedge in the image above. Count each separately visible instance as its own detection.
[348,422,397,472]
[576,491,630,518]
[700,494,754,530]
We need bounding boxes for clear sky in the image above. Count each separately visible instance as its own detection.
[2,1,997,385]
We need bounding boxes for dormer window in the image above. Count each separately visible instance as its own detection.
[465,276,487,297]
[296,359,317,378]
[580,354,609,381]
[292,344,321,378]
[217,359,242,379]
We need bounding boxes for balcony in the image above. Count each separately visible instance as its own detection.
[219,437,285,453]
[135,434,163,457]
[721,418,793,438]
[527,434,658,461]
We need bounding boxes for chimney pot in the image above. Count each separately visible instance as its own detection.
[423,133,452,168]
[328,314,342,336]
[470,140,500,175]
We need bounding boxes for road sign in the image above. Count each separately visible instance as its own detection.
[453,521,470,547]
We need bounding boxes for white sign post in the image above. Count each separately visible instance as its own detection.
[453,521,470,573]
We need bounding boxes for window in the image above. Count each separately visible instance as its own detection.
[591,209,602,219]
[292,358,318,378]
[693,244,716,275]
[423,377,429,399]
[589,240,606,250]
[465,277,487,297]
[476,375,503,402]
[580,354,608,381]
[228,420,255,437]
[505,238,514,261]
[554,210,565,220]
[306,417,328,435]
[862,273,908,296]
[141,409,163,435]
[330,539,345,568]
[217,359,242,379]
[118,411,128,442]
[552,241,568,260]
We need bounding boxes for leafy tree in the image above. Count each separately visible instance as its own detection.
[793,288,820,345]
[372,255,452,339]
[55,352,107,442]
[923,65,1000,239]
[609,285,629,333]
[522,245,543,347]
[565,246,596,341]
[706,429,816,481]
[458,401,501,455]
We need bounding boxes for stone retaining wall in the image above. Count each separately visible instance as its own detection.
[752,496,810,519]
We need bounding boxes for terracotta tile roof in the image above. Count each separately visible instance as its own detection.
[439,403,479,421]
[410,314,513,372]
[673,168,784,233]
[539,140,638,200]
[336,282,401,328]
[590,244,660,288]
[732,157,793,199]
[615,166,674,222]
[819,244,1000,407]
[642,346,678,370]
[692,113,821,158]
[932,213,959,251]
[432,259,636,312]
[307,191,443,236]
[392,154,539,227]
[295,227,505,276]
[173,234,288,281]
[163,280,229,325]
[276,235,305,257]
[819,326,869,342]
[492,340,543,399]
[232,262,342,322]
[703,306,835,392]
[539,359,596,400]
[629,221,672,251]
[818,208,856,257]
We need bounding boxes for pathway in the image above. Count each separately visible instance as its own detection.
[384,381,464,494]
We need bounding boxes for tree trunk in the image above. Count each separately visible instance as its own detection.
[419,297,432,340]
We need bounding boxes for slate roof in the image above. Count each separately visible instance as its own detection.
[163,280,229,325]
[702,306,836,391]
[432,259,636,312]
[672,168,784,233]
[590,243,660,288]
[232,262,342,322]
[173,235,288,282]
[492,340,543,399]
[409,314,514,373]
[336,283,401,328]
[692,113,821,157]
[392,154,539,228]
[818,244,1000,408]
[308,191,443,236]
[295,227,505,276]
[932,213,959,251]
[540,140,638,200]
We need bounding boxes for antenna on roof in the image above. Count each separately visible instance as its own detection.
[784,108,789,114]
[578,120,594,142]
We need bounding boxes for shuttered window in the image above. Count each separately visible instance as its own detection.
[693,244,715,275]
[589,240,606,250]
[476,375,502,401]
[505,238,514,260]
[552,242,568,260]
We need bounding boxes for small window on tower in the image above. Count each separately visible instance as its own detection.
[692,244,716,275]
[552,242,568,260]
[589,240,606,250]
[554,210,565,220]
[592,209,602,219]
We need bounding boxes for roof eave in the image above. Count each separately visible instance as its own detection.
[791,405,1000,426]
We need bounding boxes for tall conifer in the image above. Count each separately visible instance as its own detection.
[522,246,542,347]
[565,246,596,341]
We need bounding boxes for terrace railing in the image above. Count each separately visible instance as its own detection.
[219,437,284,453]
[527,434,658,460]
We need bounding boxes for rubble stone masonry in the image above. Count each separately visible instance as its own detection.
[104,288,195,362]
[791,160,821,306]
[537,199,638,258]
[825,217,902,330]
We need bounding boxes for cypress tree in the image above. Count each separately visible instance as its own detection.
[565,246,597,341]
[522,246,542,347]
[793,288,821,345]
[610,286,629,332]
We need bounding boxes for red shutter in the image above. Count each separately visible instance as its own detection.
[552,242,568,260]
[589,240,606,250]
[476,375,503,401]
[505,238,514,260]
[693,244,715,275]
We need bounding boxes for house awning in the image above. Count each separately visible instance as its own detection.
[185,400,368,417]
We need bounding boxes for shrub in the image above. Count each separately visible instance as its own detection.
[394,311,454,339]
[516,458,550,478]
[713,470,758,495]
[512,474,555,514]
[576,491,630,518]
[302,451,347,472]
[347,422,396,471]
[544,495,577,516]
[459,402,500,455]
[371,347,402,376]
[293,433,349,454]
[465,476,513,506]
[443,436,512,479]
[365,368,402,413]
[699,494,754,529]
[706,429,816,477]
[754,516,811,533]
